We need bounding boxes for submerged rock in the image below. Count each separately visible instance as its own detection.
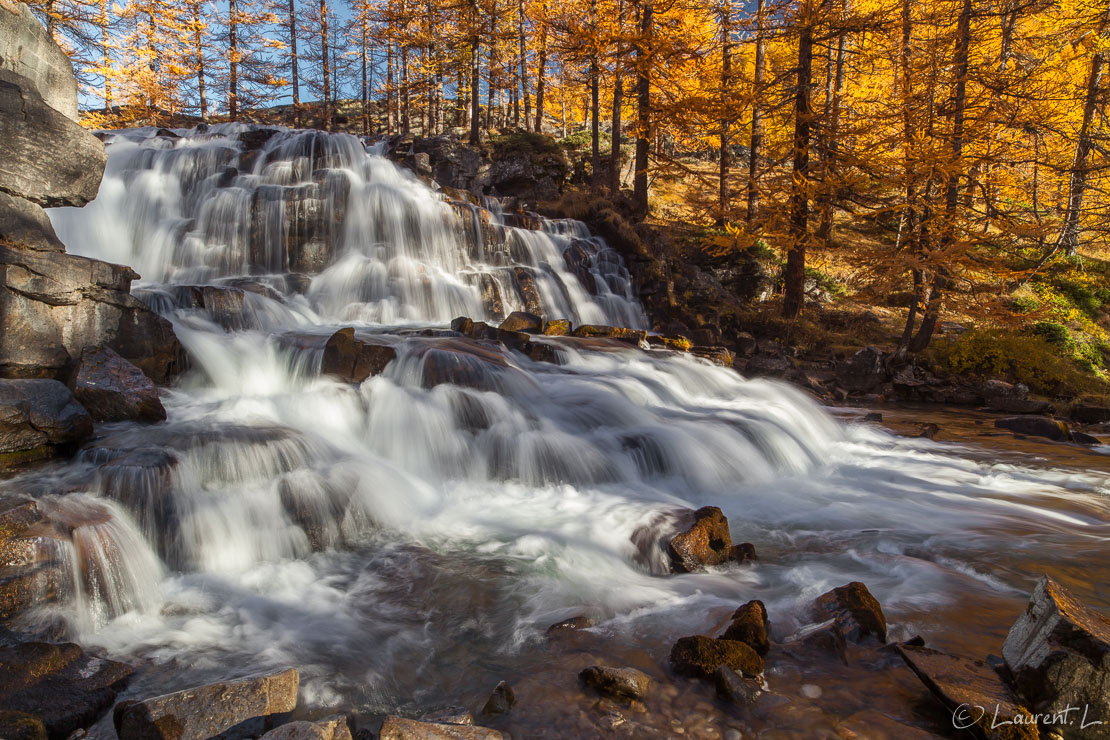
[897,645,1036,740]
[69,346,166,423]
[579,666,653,701]
[669,635,763,679]
[810,581,887,644]
[114,666,299,740]
[667,506,732,573]
[321,328,397,384]
[1002,576,1110,739]
[378,716,503,740]
[546,614,595,635]
[719,600,770,656]
[714,666,762,707]
[0,641,133,739]
[481,680,515,715]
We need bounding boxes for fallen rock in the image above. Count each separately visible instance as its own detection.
[0,379,92,465]
[378,717,503,740]
[995,416,1071,442]
[114,667,299,740]
[897,645,1036,740]
[68,346,166,423]
[713,666,762,707]
[260,715,353,740]
[481,680,515,715]
[321,328,397,383]
[810,581,887,644]
[0,641,133,739]
[669,635,763,679]
[0,68,104,207]
[1002,575,1110,739]
[719,600,770,656]
[498,311,542,333]
[667,506,732,573]
[579,666,653,701]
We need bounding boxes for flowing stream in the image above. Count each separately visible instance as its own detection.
[5,124,1108,736]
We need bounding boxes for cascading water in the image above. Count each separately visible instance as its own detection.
[5,124,1109,735]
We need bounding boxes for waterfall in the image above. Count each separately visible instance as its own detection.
[7,125,1105,719]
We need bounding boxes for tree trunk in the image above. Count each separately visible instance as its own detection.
[100,0,112,110]
[718,0,731,224]
[229,0,239,121]
[817,22,848,246]
[469,10,481,145]
[909,0,971,352]
[745,0,765,223]
[519,0,530,130]
[782,15,814,319]
[633,0,653,216]
[320,0,330,130]
[361,20,368,135]
[535,12,546,132]
[193,5,207,120]
[1056,50,1105,257]
[289,0,300,126]
[387,40,394,136]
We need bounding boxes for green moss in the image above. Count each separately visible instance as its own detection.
[490,132,561,158]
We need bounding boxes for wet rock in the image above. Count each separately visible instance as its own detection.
[0,243,182,383]
[692,346,734,367]
[670,636,763,679]
[645,335,692,352]
[0,68,104,208]
[897,645,1036,740]
[0,641,133,739]
[835,347,888,392]
[450,317,474,335]
[498,311,542,333]
[579,666,653,700]
[713,667,762,706]
[420,708,474,725]
[511,267,543,315]
[260,715,353,740]
[1074,431,1101,446]
[835,710,945,740]
[729,542,757,563]
[0,379,92,466]
[0,710,46,740]
[995,416,1071,442]
[321,328,397,384]
[798,621,848,664]
[1002,575,1110,739]
[378,717,503,740]
[570,325,647,345]
[115,668,298,740]
[239,128,281,151]
[523,341,562,365]
[563,241,597,294]
[1073,404,1110,425]
[719,600,770,656]
[476,274,504,320]
[496,329,530,352]
[68,346,165,423]
[667,506,732,573]
[481,680,515,715]
[547,615,594,635]
[419,341,511,392]
[542,319,572,336]
[810,581,887,644]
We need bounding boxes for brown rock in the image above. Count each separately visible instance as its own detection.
[378,717,503,740]
[321,328,397,383]
[897,645,1036,740]
[0,710,46,740]
[498,311,542,333]
[729,542,757,563]
[719,600,770,656]
[114,667,299,740]
[542,319,572,336]
[481,680,515,715]
[667,506,732,573]
[713,667,762,706]
[69,346,166,423]
[570,325,647,345]
[260,715,353,740]
[546,615,594,635]
[1002,575,1110,739]
[669,635,763,679]
[995,416,1071,442]
[811,581,887,644]
[579,666,653,700]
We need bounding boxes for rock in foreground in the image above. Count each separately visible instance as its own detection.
[719,600,771,656]
[378,716,504,740]
[667,506,732,573]
[69,346,166,422]
[810,581,887,644]
[0,641,133,739]
[669,635,763,679]
[0,378,92,466]
[1003,576,1110,739]
[114,667,299,740]
[579,665,653,700]
[260,715,353,740]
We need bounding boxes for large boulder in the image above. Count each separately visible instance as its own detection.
[321,328,397,383]
[0,192,65,252]
[669,635,763,679]
[0,243,182,383]
[0,2,79,120]
[719,600,771,656]
[995,415,1072,442]
[667,506,732,573]
[68,345,166,422]
[114,667,300,740]
[1002,576,1110,739]
[0,378,92,465]
[897,645,1036,740]
[0,68,104,208]
[0,641,134,739]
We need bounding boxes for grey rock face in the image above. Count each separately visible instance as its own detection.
[0,378,92,459]
[0,68,105,208]
[0,191,65,252]
[0,2,79,119]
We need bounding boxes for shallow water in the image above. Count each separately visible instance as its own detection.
[7,125,1108,737]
